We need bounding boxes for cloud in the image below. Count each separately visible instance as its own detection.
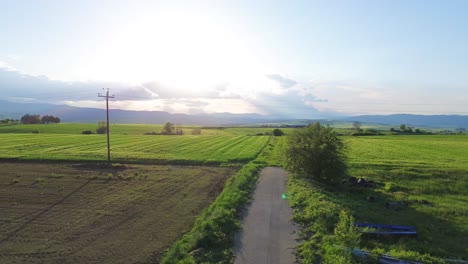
[0,67,334,118]
[266,74,298,88]
[0,61,17,71]
[0,67,156,102]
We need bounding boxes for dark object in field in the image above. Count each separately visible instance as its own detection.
[385,201,405,210]
[354,222,417,237]
[351,248,423,264]
[406,199,434,207]
[343,176,377,187]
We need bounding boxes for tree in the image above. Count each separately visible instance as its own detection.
[96,121,107,134]
[41,115,60,124]
[272,128,284,136]
[400,124,406,131]
[161,122,175,135]
[285,122,347,182]
[191,128,202,135]
[20,114,41,124]
[352,121,362,131]
[175,128,184,135]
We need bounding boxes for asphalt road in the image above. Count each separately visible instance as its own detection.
[234,167,298,264]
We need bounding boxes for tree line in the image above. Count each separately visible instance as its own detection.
[20,114,61,124]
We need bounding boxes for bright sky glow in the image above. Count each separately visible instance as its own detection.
[1,0,468,117]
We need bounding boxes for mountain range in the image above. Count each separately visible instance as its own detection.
[1,100,467,128]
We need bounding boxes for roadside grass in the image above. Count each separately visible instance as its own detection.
[161,136,282,263]
[288,135,468,263]
[0,162,236,263]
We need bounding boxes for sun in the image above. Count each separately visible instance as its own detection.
[77,11,268,91]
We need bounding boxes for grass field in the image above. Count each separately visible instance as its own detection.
[0,162,236,263]
[0,134,269,164]
[289,135,468,262]
[0,123,293,136]
[1,123,467,262]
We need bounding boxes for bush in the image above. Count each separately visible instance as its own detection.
[96,126,107,134]
[31,129,40,134]
[272,128,284,136]
[82,130,93,135]
[191,128,202,135]
[143,131,160,135]
[161,122,175,135]
[286,122,347,182]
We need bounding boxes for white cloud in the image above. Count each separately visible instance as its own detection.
[0,66,336,118]
[0,61,17,72]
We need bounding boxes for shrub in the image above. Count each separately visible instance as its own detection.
[143,131,160,135]
[191,128,202,135]
[286,122,347,182]
[96,121,107,134]
[31,129,40,134]
[82,130,93,134]
[96,126,107,134]
[272,128,284,136]
[161,122,175,135]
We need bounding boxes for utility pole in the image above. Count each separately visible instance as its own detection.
[98,88,114,163]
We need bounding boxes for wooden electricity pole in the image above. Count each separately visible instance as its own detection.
[98,88,114,163]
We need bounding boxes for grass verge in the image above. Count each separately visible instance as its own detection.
[160,162,264,263]
[288,177,449,264]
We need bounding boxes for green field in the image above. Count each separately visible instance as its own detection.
[0,133,269,164]
[289,135,468,262]
[0,123,293,136]
[1,123,467,262]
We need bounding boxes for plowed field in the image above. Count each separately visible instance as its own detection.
[0,162,236,263]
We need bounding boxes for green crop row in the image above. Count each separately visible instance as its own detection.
[0,123,293,136]
[0,134,270,164]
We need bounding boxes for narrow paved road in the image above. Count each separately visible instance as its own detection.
[234,167,298,264]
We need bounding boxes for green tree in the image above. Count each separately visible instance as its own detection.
[352,121,362,131]
[272,128,284,136]
[41,115,61,124]
[161,122,175,135]
[400,124,406,131]
[20,114,41,124]
[285,122,347,182]
[96,121,107,134]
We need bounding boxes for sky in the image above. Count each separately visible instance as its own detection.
[1,0,468,117]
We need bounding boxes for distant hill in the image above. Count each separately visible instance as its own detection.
[342,114,468,128]
[0,100,276,125]
[2,100,467,128]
